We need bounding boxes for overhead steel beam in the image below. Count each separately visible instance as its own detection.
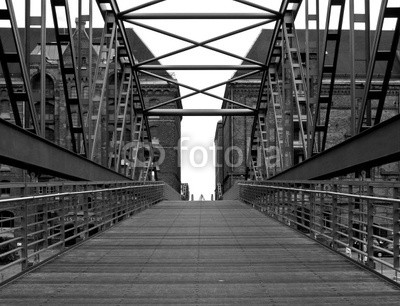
[138,65,264,70]
[120,13,279,19]
[0,119,128,181]
[145,109,256,116]
[270,114,400,180]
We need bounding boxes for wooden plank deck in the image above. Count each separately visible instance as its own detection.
[1,200,399,305]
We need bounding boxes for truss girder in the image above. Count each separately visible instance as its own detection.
[108,67,134,172]
[311,0,346,154]
[49,0,87,156]
[267,67,284,170]
[90,14,117,160]
[357,0,400,133]
[0,0,40,134]
[282,14,311,159]
[248,0,303,180]
[95,0,152,141]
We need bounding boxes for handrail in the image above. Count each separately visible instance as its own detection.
[0,181,171,285]
[239,183,400,203]
[239,180,400,284]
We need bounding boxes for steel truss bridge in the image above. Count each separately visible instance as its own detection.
[0,0,400,303]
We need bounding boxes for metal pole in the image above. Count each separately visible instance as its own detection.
[24,0,31,129]
[350,0,356,136]
[366,185,374,268]
[305,0,311,155]
[365,0,371,129]
[40,0,46,137]
[77,0,82,151]
[393,187,399,279]
[88,0,93,156]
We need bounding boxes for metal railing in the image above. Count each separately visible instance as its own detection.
[239,180,400,283]
[0,181,165,283]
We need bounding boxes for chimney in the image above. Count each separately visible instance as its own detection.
[75,18,86,32]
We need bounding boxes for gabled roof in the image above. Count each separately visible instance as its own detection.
[234,29,400,78]
[0,26,171,78]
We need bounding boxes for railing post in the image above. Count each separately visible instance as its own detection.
[278,185,287,221]
[60,185,66,251]
[21,201,28,270]
[366,185,374,269]
[301,184,307,232]
[292,185,299,229]
[74,185,79,241]
[318,183,324,237]
[83,184,89,239]
[332,184,338,250]
[43,198,49,249]
[348,184,354,252]
[393,186,399,280]
[309,184,316,239]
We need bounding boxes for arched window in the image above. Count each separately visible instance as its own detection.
[70,86,77,99]
[0,210,14,228]
[0,180,11,198]
[82,86,89,99]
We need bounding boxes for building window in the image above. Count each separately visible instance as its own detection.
[83,86,89,99]
[71,112,78,127]
[0,180,11,198]
[70,86,77,99]
[0,99,10,120]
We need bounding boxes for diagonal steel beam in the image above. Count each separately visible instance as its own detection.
[0,119,128,181]
[141,70,261,111]
[271,114,400,180]
[126,19,273,67]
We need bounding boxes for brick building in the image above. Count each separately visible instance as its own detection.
[0,20,182,195]
[216,29,400,194]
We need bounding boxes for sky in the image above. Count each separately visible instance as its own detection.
[9,0,386,200]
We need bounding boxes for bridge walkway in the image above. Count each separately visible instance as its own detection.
[0,200,399,305]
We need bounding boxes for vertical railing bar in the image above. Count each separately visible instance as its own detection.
[348,184,354,252]
[366,185,375,268]
[332,184,338,250]
[60,184,66,252]
[393,186,399,280]
[83,185,89,239]
[309,184,316,239]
